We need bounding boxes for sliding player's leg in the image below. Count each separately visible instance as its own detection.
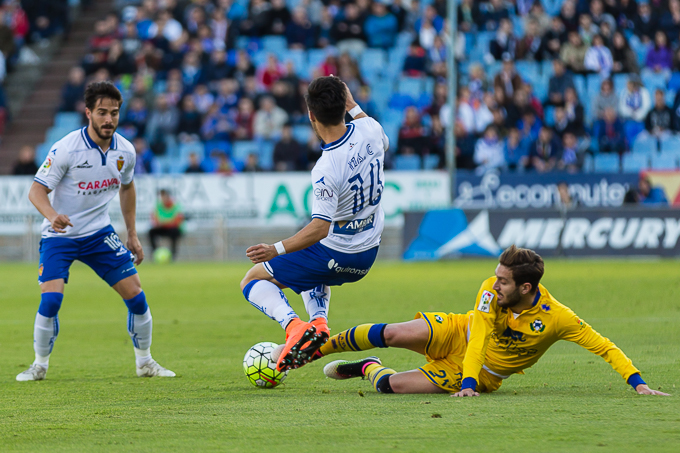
[241,263,320,371]
[316,318,431,359]
[323,357,445,394]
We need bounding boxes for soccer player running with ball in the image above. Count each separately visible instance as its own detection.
[17,81,174,381]
[319,246,669,397]
[241,76,388,372]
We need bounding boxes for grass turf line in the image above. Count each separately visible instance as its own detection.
[0,260,678,452]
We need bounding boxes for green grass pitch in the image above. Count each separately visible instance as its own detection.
[1,259,679,452]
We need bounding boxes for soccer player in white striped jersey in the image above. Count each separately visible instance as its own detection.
[241,76,388,372]
[16,81,174,381]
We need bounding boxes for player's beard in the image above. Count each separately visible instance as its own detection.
[497,287,522,309]
[92,121,116,141]
[310,120,323,142]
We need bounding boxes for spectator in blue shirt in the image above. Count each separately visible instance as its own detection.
[638,175,669,205]
[364,1,398,50]
[286,7,317,49]
[504,127,529,171]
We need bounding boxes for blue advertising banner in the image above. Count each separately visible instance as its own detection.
[454,171,639,209]
[404,208,680,259]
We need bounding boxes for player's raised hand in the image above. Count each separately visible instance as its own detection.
[50,214,73,233]
[246,243,277,264]
[126,233,144,265]
[451,388,480,398]
[636,384,671,396]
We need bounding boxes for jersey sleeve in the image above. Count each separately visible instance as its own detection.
[557,307,641,384]
[461,281,499,390]
[34,147,69,190]
[310,166,338,223]
[120,151,136,184]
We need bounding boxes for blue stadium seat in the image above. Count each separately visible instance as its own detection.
[668,72,680,92]
[292,125,311,143]
[54,112,83,130]
[280,49,307,74]
[204,140,231,157]
[473,32,494,61]
[593,154,620,173]
[613,73,628,97]
[622,153,649,172]
[44,127,73,145]
[632,134,658,154]
[307,48,327,71]
[515,61,540,86]
[388,93,415,110]
[382,109,404,126]
[651,151,678,169]
[232,140,259,162]
[660,135,680,153]
[261,36,287,54]
[397,77,423,99]
[573,75,586,102]
[34,143,51,165]
[624,121,645,149]
[641,71,667,93]
[582,154,594,172]
[544,106,555,127]
[394,155,422,170]
[382,122,400,149]
[178,141,205,161]
[397,31,415,48]
[386,47,408,78]
[586,74,603,99]
[423,77,435,96]
[423,154,440,170]
[258,140,276,170]
[415,93,433,110]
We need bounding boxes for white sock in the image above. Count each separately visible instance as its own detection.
[34,313,59,364]
[128,308,153,351]
[245,280,299,329]
[134,348,152,367]
[302,285,331,321]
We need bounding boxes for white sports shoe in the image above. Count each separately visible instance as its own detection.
[136,359,176,377]
[16,364,47,381]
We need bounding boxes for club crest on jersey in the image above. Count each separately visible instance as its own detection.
[530,318,545,333]
[116,155,124,171]
[477,290,494,313]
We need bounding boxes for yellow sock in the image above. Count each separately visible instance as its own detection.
[365,363,396,393]
[319,323,388,356]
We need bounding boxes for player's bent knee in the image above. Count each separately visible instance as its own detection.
[383,320,429,348]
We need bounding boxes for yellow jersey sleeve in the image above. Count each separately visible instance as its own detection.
[556,307,640,382]
[461,277,498,390]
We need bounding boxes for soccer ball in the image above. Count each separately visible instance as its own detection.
[153,247,172,264]
[243,342,288,388]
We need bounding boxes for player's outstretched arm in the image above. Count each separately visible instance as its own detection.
[635,384,671,396]
[28,182,73,233]
[246,218,330,264]
[120,181,144,265]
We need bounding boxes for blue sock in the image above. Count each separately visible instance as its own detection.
[124,291,148,315]
[38,292,63,318]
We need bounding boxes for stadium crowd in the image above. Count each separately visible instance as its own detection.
[22,0,680,175]
[48,0,448,174]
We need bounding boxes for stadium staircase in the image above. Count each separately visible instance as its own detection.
[0,0,113,174]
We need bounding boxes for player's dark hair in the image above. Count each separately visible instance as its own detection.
[499,245,544,292]
[304,76,347,126]
[84,81,123,111]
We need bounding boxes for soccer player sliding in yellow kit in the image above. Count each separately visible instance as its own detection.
[317,246,669,397]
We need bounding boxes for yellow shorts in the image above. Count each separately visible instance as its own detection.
[415,311,504,394]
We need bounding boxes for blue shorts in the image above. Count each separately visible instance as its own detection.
[263,242,379,294]
[39,225,137,287]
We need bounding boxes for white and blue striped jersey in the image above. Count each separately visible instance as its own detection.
[311,117,388,253]
[34,127,136,239]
